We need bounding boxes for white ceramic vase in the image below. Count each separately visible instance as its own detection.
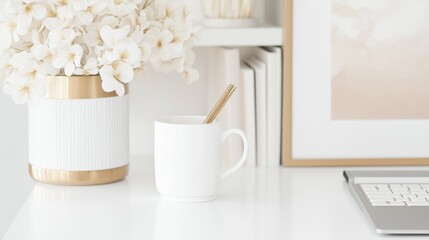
[28,76,129,185]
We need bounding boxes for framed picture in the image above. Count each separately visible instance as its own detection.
[282,0,429,166]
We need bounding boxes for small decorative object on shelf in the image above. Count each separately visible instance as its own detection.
[202,0,257,28]
[1,0,199,185]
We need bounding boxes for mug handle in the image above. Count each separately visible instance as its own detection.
[221,129,248,179]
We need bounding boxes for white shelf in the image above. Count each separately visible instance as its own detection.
[195,23,283,47]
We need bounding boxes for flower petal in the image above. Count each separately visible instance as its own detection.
[71,45,83,67]
[140,42,152,61]
[72,0,88,11]
[64,62,76,76]
[160,47,172,61]
[74,68,84,75]
[85,57,98,69]
[183,68,199,84]
[43,18,60,31]
[37,63,60,76]
[117,63,134,83]
[31,44,49,60]
[100,26,115,48]
[17,12,32,35]
[114,41,141,65]
[84,57,99,75]
[0,24,12,52]
[100,16,119,27]
[160,30,174,44]
[78,11,94,25]
[100,65,125,96]
[31,4,47,20]
[63,29,76,43]
[84,32,101,47]
[91,1,108,14]
[53,54,68,69]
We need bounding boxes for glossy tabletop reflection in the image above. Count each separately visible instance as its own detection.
[3,158,429,240]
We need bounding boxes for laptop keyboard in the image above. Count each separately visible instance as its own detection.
[361,184,429,206]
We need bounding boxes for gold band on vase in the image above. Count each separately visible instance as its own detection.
[29,164,129,186]
[45,75,129,99]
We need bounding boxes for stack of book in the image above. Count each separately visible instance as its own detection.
[207,47,283,167]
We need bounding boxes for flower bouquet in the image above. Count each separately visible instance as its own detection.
[0,0,199,104]
[0,0,199,185]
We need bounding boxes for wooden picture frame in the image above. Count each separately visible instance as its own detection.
[282,0,429,166]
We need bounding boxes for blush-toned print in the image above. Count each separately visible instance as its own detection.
[331,0,429,119]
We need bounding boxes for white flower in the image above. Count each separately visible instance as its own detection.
[186,25,201,47]
[74,57,99,75]
[182,67,199,84]
[53,44,83,76]
[152,57,184,73]
[140,41,152,62]
[105,40,142,66]
[118,10,139,31]
[153,1,178,20]
[163,18,191,55]
[73,0,108,25]
[48,28,76,49]
[72,0,108,13]
[84,16,120,47]
[32,50,60,75]
[0,28,12,56]
[99,63,134,96]
[99,26,137,65]
[3,52,46,104]
[0,50,15,81]
[43,4,74,31]
[0,14,19,54]
[9,52,38,73]
[31,43,50,61]
[48,0,74,20]
[38,62,60,76]
[7,52,45,88]
[182,51,199,84]
[3,74,45,105]
[11,0,47,35]
[146,28,174,61]
[108,0,138,17]
[137,10,150,32]
[131,30,151,62]
[175,5,194,25]
[100,25,130,49]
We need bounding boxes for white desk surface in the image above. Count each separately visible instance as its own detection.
[3,158,429,240]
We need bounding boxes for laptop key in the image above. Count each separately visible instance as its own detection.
[406,201,429,206]
[394,197,409,202]
[368,197,396,201]
[371,201,405,206]
[371,201,389,206]
[387,202,406,206]
[361,183,429,207]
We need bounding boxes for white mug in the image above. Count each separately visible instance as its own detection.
[154,116,248,203]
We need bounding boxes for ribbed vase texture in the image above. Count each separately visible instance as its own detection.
[28,96,129,171]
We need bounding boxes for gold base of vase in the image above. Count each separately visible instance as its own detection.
[29,164,129,186]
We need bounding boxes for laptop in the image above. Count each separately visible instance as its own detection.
[343,171,429,234]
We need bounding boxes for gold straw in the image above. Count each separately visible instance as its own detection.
[204,83,237,124]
